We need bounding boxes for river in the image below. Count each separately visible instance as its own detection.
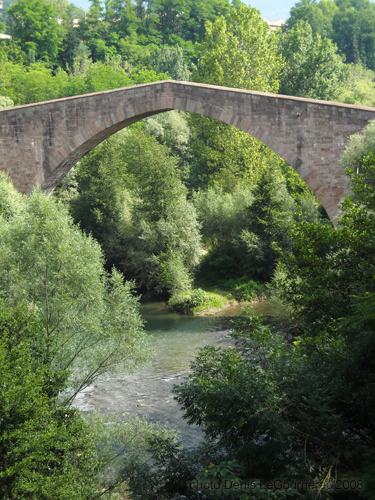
[74,300,275,446]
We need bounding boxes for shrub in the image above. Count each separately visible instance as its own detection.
[188,287,209,308]
[218,277,265,302]
[168,288,225,315]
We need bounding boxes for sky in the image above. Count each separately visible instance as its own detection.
[71,0,295,22]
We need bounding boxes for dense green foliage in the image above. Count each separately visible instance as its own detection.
[0,302,182,499]
[173,311,374,497]
[1,0,235,70]
[73,0,233,65]
[338,62,375,106]
[274,120,375,333]
[193,172,308,283]
[278,20,348,100]
[180,4,316,289]
[7,0,65,63]
[0,176,149,404]
[188,4,282,191]
[0,41,168,105]
[59,128,201,299]
[193,4,282,91]
[0,95,13,108]
[0,173,184,500]
[286,0,375,72]
[171,122,375,500]
[0,302,98,499]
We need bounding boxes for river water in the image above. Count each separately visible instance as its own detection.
[74,300,274,446]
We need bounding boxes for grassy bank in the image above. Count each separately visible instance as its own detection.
[168,277,266,315]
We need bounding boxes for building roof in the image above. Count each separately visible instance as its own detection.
[264,19,285,30]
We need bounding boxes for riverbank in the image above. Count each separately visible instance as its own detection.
[167,278,267,316]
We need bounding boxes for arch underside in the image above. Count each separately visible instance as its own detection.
[42,102,323,211]
[42,109,168,194]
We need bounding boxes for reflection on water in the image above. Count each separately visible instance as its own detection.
[139,301,241,375]
[74,300,271,446]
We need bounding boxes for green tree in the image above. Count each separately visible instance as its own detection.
[279,20,348,100]
[193,185,254,250]
[286,0,337,38]
[0,184,149,404]
[332,0,375,70]
[76,0,115,62]
[188,4,284,193]
[274,120,375,334]
[69,41,93,78]
[192,172,303,284]
[144,110,190,160]
[0,172,24,218]
[340,117,375,175]
[286,0,375,72]
[106,0,140,41]
[64,129,201,298]
[239,169,296,281]
[138,196,201,297]
[174,307,375,490]
[117,130,201,296]
[194,4,282,91]
[61,134,131,272]
[0,53,167,105]
[130,0,232,49]
[181,0,232,44]
[119,129,186,221]
[151,45,190,81]
[171,120,375,497]
[188,117,277,192]
[0,299,185,499]
[338,62,375,106]
[0,302,99,500]
[7,0,65,63]
[150,0,190,45]
[0,95,13,108]
[58,3,86,68]
[144,110,191,181]
[1,61,71,104]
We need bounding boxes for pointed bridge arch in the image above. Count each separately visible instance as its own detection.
[1,80,375,220]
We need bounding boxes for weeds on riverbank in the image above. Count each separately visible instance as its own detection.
[167,288,227,315]
[168,277,266,315]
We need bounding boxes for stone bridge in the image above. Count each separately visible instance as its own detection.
[1,80,375,220]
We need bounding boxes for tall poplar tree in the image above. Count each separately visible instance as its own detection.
[194,4,282,91]
[188,4,284,191]
[279,20,348,100]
